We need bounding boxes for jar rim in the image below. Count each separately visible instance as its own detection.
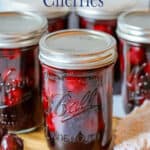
[0,11,48,48]
[76,7,120,20]
[117,10,150,44]
[39,29,117,70]
[31,7,70,19]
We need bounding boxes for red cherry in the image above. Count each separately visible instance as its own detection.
[94,25,113,35]
[3,49,21,60]
[80,18,87,28]
[5,88,23,106]
[10,49,21,59]
[65,77,86,93]
[127,46,145,65]
[144,63,150,74]
[46,113,56,132]
[1,134,23,150]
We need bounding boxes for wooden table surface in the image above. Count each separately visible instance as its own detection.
[19,118,119,150]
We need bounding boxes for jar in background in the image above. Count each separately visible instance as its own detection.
[117,11,150,113]
[76,8,121,94]
[47,10,69,32]
[39,29,117,150]
[34,7,70,32]
[0,12,47,133]
[77,11,117,35]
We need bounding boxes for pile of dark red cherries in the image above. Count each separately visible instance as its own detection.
[0,128,23,150]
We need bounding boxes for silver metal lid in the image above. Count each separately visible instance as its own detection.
[0,12,48,48]
[39,29,117,70]
[12,0,70,19]
[40,8,70,19]
[117,11,150,43]
[76,0,137,20]
[76,8,119,20]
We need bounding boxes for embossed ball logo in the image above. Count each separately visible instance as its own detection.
[0,68,31,106]
[66,99,82,115]
[52,88,100,122]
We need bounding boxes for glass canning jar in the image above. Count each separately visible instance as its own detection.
[117,11,150,113]
[39,29,117,150]
[46,10,70,33]
[32,7,70,32]
[76,8,121,94]
[77,11,116,35]
[0,12,47,133]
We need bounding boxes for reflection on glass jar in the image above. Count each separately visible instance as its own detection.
[76,8,121,94]
[0,12,47,133]
[117,11,150,113]
[39,29,117,150]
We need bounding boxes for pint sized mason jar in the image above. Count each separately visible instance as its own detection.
[117,11,150,113]
[76,9,117,35]
[46,8,70,32]
[76,8,122,94]
[39,29,117,150]
[0,12,47,133]
[31,6,70,32]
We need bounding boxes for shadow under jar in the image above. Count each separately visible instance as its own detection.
[39,29,117,150]
[76,8,121,94]
[0,12,47,133]
[117,11,150,113]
